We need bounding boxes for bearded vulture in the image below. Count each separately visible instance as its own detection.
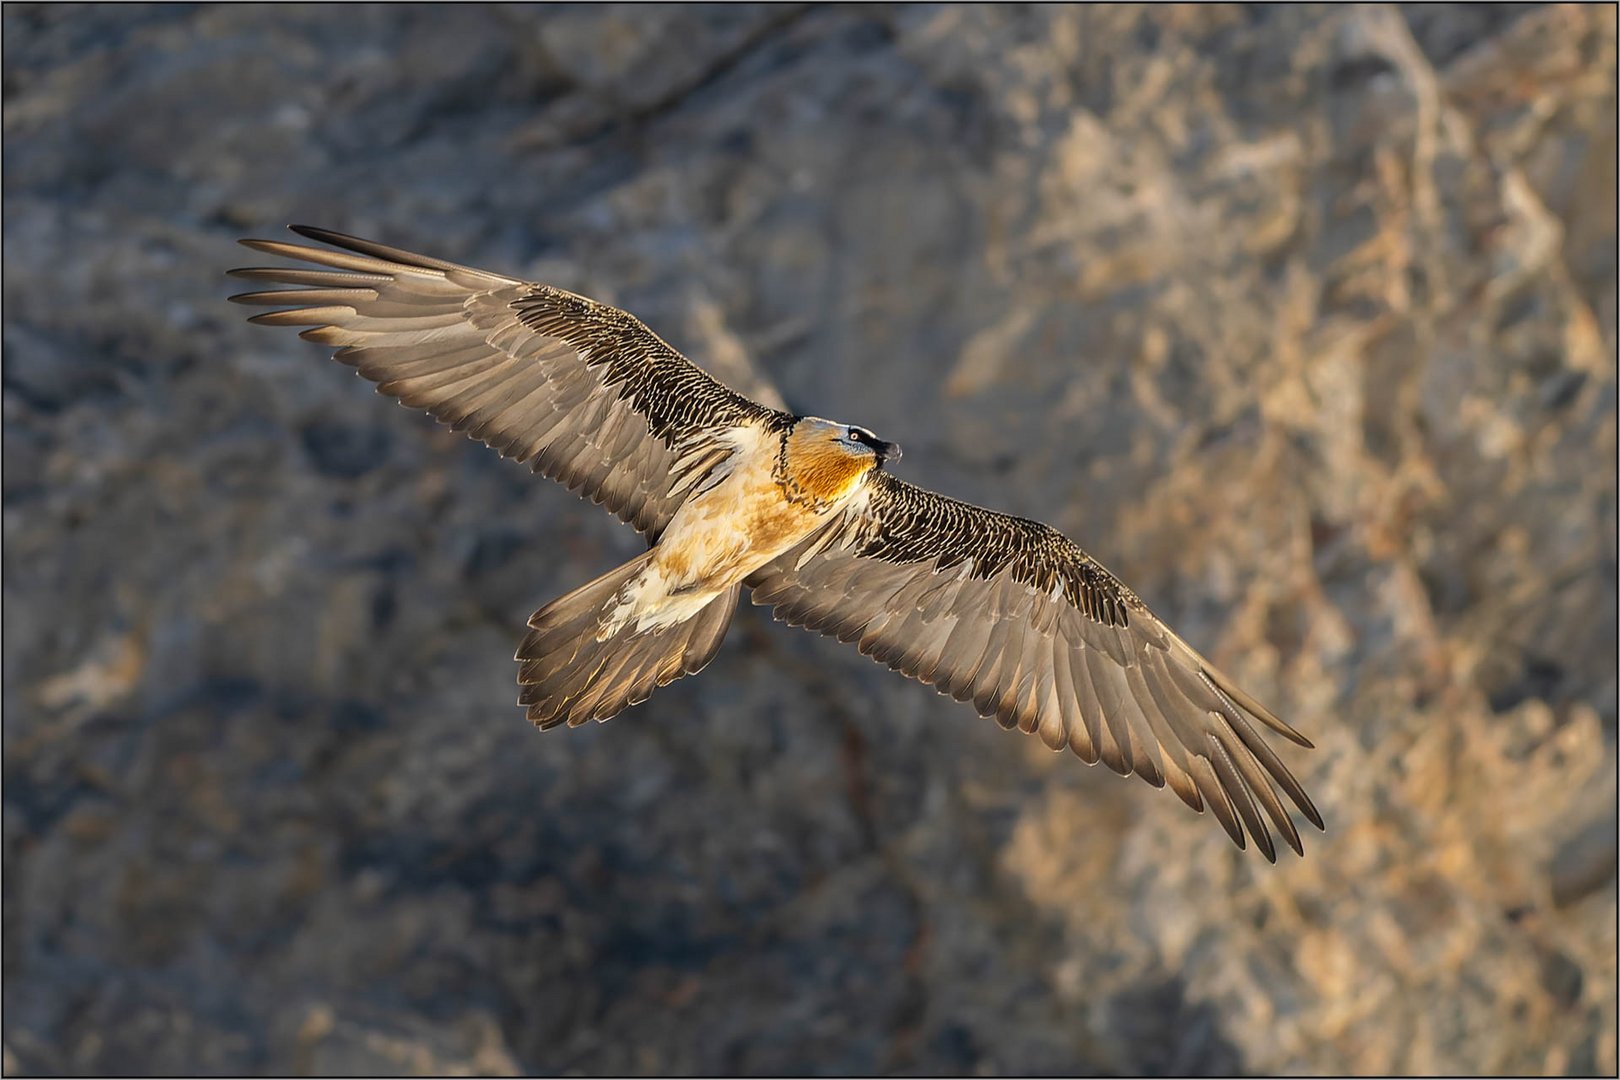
[230,226,1324,860]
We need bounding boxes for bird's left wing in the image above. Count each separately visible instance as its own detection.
[746,471,1323,860]
[230,226,787,538]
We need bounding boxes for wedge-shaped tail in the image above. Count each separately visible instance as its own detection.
[516,552,739,728]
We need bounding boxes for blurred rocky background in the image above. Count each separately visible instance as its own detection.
[3,3,1615,1075]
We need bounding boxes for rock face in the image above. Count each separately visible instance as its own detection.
[3,4,1614,1074]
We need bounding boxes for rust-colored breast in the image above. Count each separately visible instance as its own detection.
[781,432,872,509]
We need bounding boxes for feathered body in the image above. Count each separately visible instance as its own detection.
[231,227,1325,861]
[510,417,880,727]
[645,418,873,609]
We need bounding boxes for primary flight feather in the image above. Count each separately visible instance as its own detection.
[230,226,1324,861]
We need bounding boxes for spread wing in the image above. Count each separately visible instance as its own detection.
[747,471,1324,860]
[229,226,788,538]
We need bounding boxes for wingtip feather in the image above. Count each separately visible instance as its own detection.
[288,223,344,245]
[1203,663,1315,747]
[1302,798,1327,832]
[237,237,300,256]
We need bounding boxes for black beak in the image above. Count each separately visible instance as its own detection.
[877,440,901,464]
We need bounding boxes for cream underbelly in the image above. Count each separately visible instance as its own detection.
[598,434,839,637]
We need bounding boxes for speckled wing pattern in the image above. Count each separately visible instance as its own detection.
[229,226,786,538]
[747,471,1324,860]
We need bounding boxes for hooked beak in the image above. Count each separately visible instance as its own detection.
[876,440,901,464]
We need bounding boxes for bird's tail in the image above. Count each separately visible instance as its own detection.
[515,552,739,729]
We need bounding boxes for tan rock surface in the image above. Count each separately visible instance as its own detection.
[4,4,1613,1074]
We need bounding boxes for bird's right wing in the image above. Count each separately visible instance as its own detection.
[747,471,1323,860]
[230,226,788,538]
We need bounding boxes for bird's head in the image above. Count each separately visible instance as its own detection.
[838,422,901,467]
[781,417,901,506]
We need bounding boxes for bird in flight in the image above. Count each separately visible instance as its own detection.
[231,227,1323,860]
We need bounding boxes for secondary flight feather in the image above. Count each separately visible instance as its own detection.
[230,226,1324,860]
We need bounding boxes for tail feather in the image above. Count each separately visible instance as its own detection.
[515,553,739,728]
